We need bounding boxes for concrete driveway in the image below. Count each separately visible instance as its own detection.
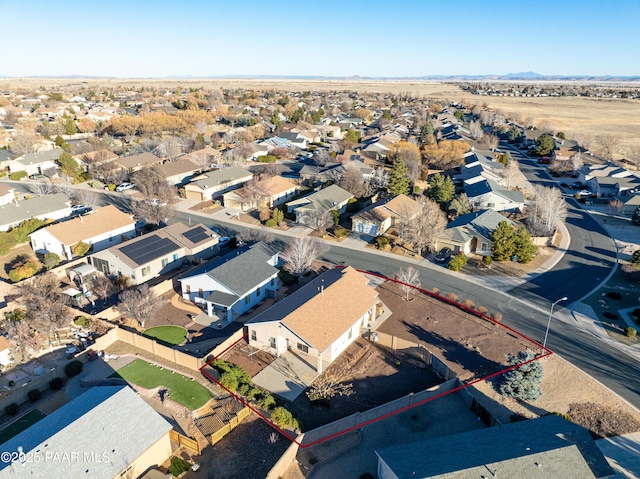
[253,351,318,402]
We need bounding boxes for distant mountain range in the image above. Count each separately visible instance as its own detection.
[4,72,640,82]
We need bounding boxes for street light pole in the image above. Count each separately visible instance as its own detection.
[543,296,568,349]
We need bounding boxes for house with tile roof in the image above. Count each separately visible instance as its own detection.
[0,386,173,479]
[351,194,420,236]
[88,222,218,285]
[114,152,163,172]
[0,193,71,232]
[222,175,298,211]
[157,155,202,185]
[286,184,354,224]
[375,415,614,479]
[247,266,380,373]
[178,242,279,323]
[434,209,514,256]
[29,205,136,261]
[184,167,253,201]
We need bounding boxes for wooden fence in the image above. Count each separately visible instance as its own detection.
[169,430,201,455]
[209,406,250,445]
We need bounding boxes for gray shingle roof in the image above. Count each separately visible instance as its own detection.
[447,209,514,240]
[376,415,613,479]
[189,167,252,190]
[15,148,63,165]
[0,193,70,228]
[287,184,353,212]
[203,242,278,297]
[0,386,172,479]
[465,179,524,204]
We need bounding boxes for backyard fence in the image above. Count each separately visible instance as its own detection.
[208,406,251,445]
[169,430,201,455]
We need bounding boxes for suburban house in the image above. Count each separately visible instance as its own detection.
[9,148,63,176]
[0,386,173,479]
[184,146,222,169]
[298,163,341,184]
[351,194,420,236]
[74,149,118,171]
[434,209,514,256]
[277,131,307,149]
[178,242,279,323]
[618,194,640,216]
[157,155,202,185]
[578,162,633,185]
[247,266,380,374]
[375,415,614,479]
[88,222,218,285]
[29,205,136,261]
[184,167,253,201]
[114,152,163,172]
[0,193,71,232]
[0,183,15,205]
[0,336,13,369]
[589,175,640,198]
[465,179,525,212]
[459,151,505,185]
[222,175,298,211]
[286,184,354,224]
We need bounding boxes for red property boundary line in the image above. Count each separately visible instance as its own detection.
[199,269,552,449]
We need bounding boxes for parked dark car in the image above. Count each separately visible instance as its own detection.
[435,248,453,263]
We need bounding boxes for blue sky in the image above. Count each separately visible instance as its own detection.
[1,0,637,77]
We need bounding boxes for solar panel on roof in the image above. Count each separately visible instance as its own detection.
[119,234,179,266]
[182,226,211,244]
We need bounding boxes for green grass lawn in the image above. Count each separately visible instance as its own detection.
[143,325,188,346]
[0,409,46,445]
[112,359,212,410]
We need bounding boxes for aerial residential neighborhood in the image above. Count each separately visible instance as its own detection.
[0,3,639,479]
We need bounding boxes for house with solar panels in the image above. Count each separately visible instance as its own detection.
[87,222,218,285]
[177,242,279,323]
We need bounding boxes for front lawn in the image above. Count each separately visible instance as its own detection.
[0,409,46,445]
[143,325,188,346]
[112,359,212,410]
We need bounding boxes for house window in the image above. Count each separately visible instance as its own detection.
[270,277,275,286]
[245,295,250,304]
[250,330,256,341]
[186,285,191,294]
[161,257,169,267]
[198,288,203,298]
[487,202,495,208]
[481,242,488,251]
[348,328,352,339]
[173,253,179,261]
[255,287,260,297]
[297,343,309,354]
[109,235,115,242]
[141,266,150,277]
[269,337,276,349]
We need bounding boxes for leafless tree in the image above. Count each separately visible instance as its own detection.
[339,162,369,197]
[56,174,77,200]
[307,366,354,402]
[236,227,275,244]
[28,179,55,196]
[314,149,332,167]
[626,145,640,171]
[448,193,471,217]
[262,162,284,178]
[527,184,567,236]
[396,197,447,254]
[3,107,18,126]
[371,168,389,190]
[538,120,555,135]
[131,167,177,225]
[4,316,41,362]
[469,120,484,139]
[236,177,268,210]
[76,190,100,209]
[485,134,499,151]
[596,134,620,161]
[395,266,421,301]
[300,209,331,234]
[157,136,183,161]
[571,152,583,172]
[11,129,39,156]
[281,237,321,283]
[502,159,520,189]
[92,275,116,301]
[140,138,160,153]
[116,284,162,328]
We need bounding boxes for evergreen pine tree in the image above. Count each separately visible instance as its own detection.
[388,160,410,196]
[428,173,455,204]
[491,220,515,261]
[499,350,544,402]
[513,227,537,263]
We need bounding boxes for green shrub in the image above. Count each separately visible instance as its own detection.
[256,391,276,410]
[218,373,239,392]
[168,456,192,477]
[246,387,261,400]
[447,254,467,271]
[0,231,17,256]
[346,197,362,212]
[71,241,91,257]
[43,252,61,270]
[278,268,295,286]
[331,210,340,225]
[9,260,39,282]
[632,250,640,265]
[265,219,277,228]
[374,235,390,249]
[12,218,46,243]
[625,327,637,338]
[9,171,28,181]
[107,183,116,191]
[334,226,347,238]
[74,316,91,328]
[65,360,83,378]
[212,359,253,394]
[270,406,300,430]
[4,403,19,416]
[28,389,42,402]
[413,186,421,195]
[483,255,492,266]
[49,377,64,390]
[257,155,277,163]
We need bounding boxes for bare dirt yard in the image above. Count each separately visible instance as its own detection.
[376,281,536,381]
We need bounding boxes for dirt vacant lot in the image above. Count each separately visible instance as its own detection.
[376,282,537,381]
